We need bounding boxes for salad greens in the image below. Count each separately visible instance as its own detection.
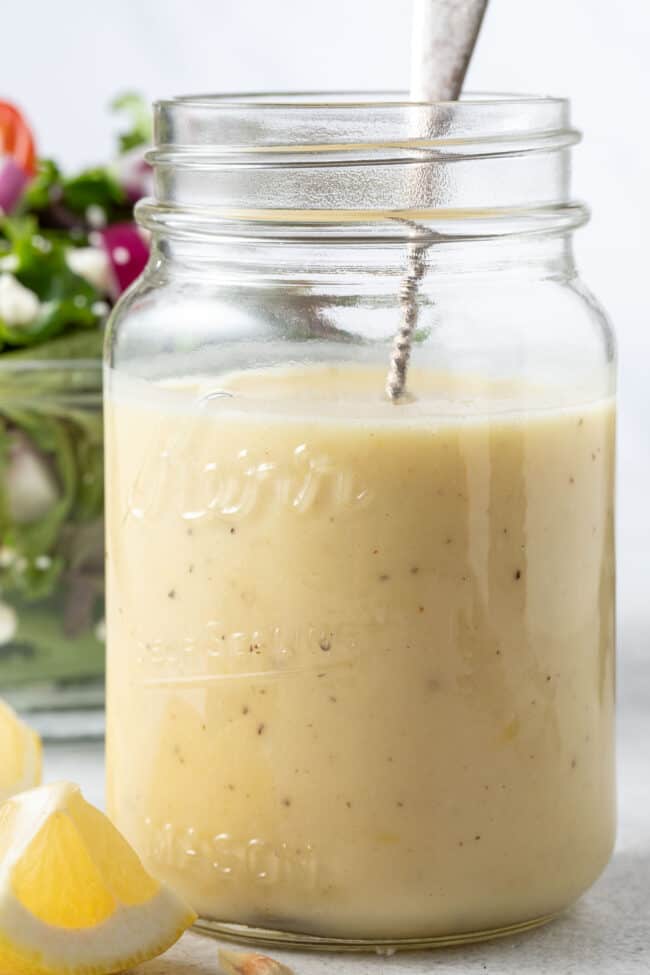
[0,216,103,349]
[23,160,126,222]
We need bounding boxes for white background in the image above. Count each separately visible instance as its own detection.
[5,0,649,631]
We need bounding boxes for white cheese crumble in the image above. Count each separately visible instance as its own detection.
[0,254,18,272]
[66,247,112,293]
[0,274,40,327]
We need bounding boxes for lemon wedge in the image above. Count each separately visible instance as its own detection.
[0,700,42,803]
[0,781,196,975]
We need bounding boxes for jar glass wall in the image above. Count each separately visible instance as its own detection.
[105,94,616,949]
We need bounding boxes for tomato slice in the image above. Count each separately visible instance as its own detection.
[0,101,36,177]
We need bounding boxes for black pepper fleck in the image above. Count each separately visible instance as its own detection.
[571,758,577,769]
[282,797,292,807]
[168,589,176,599]
[474,835,481,841]
[230,527,236,534]
[410,566,419,574]
[379,574,390,582]
[242,705,249,715]
[514,570,521,580]
[319,638,331,652]
[257,723,265,735]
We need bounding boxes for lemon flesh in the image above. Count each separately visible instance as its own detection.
[0,781,196,975]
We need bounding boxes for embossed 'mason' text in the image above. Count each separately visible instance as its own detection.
[143,818,321,889]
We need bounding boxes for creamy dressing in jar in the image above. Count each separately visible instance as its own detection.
[106,363,616,941]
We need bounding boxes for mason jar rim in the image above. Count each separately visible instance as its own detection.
[159,91,568,110]
[151,91,576,155]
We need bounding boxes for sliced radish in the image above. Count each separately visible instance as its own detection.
[0,157,28,214]
[98,222,149,294]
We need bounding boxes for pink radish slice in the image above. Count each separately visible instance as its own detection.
[98,222,149,294]
[0,157,28,214]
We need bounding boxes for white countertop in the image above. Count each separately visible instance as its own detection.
[45,635,650,975]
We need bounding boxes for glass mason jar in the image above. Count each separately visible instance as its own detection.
[105,93,616,950]
[0,354,105,738]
